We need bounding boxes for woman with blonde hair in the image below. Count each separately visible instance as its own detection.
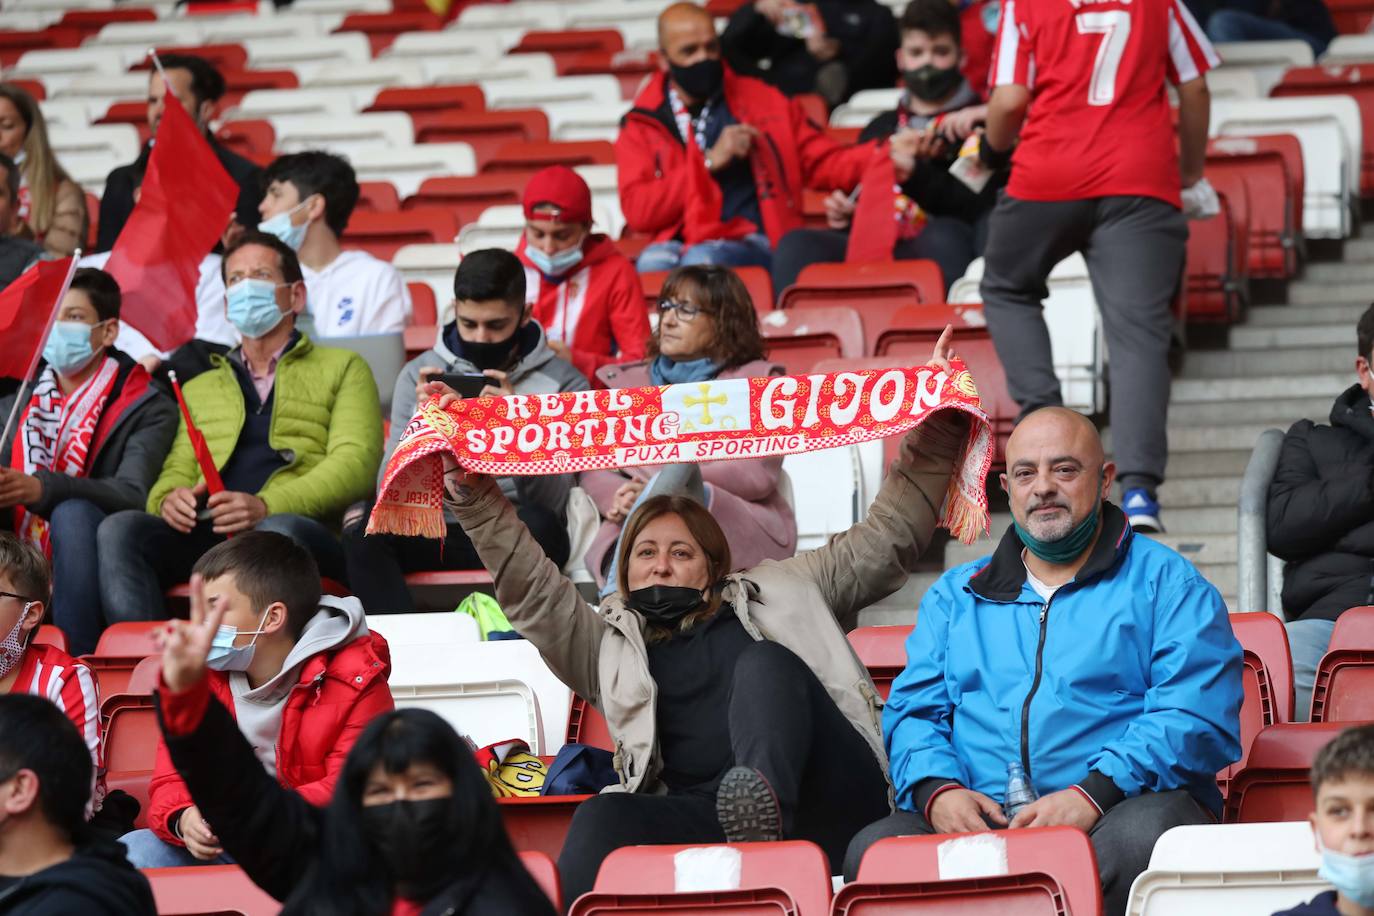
[0,84,87,257]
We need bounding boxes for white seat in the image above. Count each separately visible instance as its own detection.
[51,72,149,105]
[1215,40,1314,95]
[39,100,99,131]
[365,611,481,650]
[565,2,661,31]
[617,19,660,52]
[291,0,388,12]
[1203,68,1260,100]
[269,112,414,157]
[3,11,63,30]
[482,75,623,111]
[392,243,461,311]
[207,14,341,43]
[304,59,426,91]
[573,163,619,197]
[1322,33,1374,65]
[227,87,362,121]
[11,48,127,97]
[428,53,556,88]
[48,123,141,172]
[245,33,371,82]
[349,143,477,198]
[457,204,525,254]
[457,0,567,31]
[391,678,545,752]
[4,0,111,10]
[89,20,204,48]
[1211,96,1361,239]
[383,30,506,63]
[545,101,632,142]
[591,194,625,238]
[1147,822,1320,872]
[830,87,901,128]
[784,446,866,553]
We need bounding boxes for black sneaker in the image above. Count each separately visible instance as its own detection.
[715,766,783,844]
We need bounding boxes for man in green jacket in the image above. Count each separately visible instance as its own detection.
[96,232,383,623]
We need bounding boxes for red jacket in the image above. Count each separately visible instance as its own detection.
[616,68,877,246]
[516,233,650,381]
[149,630,393,844]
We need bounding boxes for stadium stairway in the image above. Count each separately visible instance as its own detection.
[859,228,1374,625]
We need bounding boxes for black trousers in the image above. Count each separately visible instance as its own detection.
[341,503,569,612]
[844,789,1212,916]
[557,641,890,910]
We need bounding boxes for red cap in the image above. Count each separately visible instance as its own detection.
[522,165,593,224]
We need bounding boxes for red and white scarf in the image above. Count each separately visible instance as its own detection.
[12,356,118,556]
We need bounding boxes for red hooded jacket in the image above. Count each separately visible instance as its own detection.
[616,67,879,246]
[516,233,650,381]
[150,629,393,845]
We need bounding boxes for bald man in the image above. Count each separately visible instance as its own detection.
[846,407,1243,916]
[619,2,904,275]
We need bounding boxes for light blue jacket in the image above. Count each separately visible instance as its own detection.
[885,504,1243,817]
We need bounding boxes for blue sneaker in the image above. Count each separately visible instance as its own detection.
[1123,488,1164,534]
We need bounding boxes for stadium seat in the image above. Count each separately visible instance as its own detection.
[414,109,551,166]
[227,87,360,121]
[841,826,1102,916]
[846,625,912,701]
[782,440,877,551]
[7,77,46,101]
[521,849,564,911]
[391,678,545,751]
[89,20,204,52]
[392,242,463,320]
[1205,134,1303,280]
[143,864,279,916]
[1272,71,1374,197]
[103,697,157,829]
[480,74,623,111]
[365,611,480,651]
[341,208,459,261]
[483,139,615,174]
[350,143,478,198]
[383,31,507,77]
[93,621,160,658]
[513,28,625,68]
[304,59,427,93]
[570,841,832,916]
[32,624,67,653]
[1310,605,1374,722]
[830,87,902,128]
[1225,721,1351,822]
[404,281,439,355]
[778,259,945,313]
[1219,612,1295,798]
[217,68,301,110]
[270,112,414,160]
[99,654,161,720]
[562,49,659,100]
[0,27,83,70]
[214,118,274,166]
[1328,0,1374,33]
[335,10,442,56]
[1322,33,1374,64]
[367,84,486,130]
[404,173,529,227]
[430,53,558,91]
[1184,177,1247,325]
[567,694,614,751]
[458,0,569,32]
[1214,40,1313,95]
[355,180,400,213]
[758,305,865,373]
[127,43,249,75]
[60,7,157,33]
[544,100,634,142]
[500,794,594,860]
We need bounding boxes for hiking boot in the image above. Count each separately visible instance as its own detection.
[715,766,783,844]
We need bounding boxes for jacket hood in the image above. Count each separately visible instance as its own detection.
[241,595,371,702]
[1330,383,1374,441]
[434,319,561,386]
[968,502,1133,602]
[0,838,154,913]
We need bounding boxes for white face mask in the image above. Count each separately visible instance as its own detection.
[205,608,270,673]
[1318,833,1374,907]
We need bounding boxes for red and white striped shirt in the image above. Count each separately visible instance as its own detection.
[9,643,105,812]
[990,0,1219,207]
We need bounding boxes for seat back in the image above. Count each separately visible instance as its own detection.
[93,621,160,657]
[846,626,912,701]
[1311,605,1374,722]
[566,694,614,751]
[1225,721,1350,822]
[781,444,864,552]
[412,109,550,166]
[779,259,945,313]
[1219,612,1294,797]
[1270,81,1374,197]
[1205,138,1299,279]
[759,305,864,373]
[405,173,529,227]
[1183,187,1241,325]
[143,864,279,916]
[483,139,616,174]
[341,208,459,261]
[520,849,564,911]
[100,655,163,719]
[355,180,401,213]
[500,794,593,860]
[33,624,67,653]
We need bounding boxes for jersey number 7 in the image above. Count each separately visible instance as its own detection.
[1076,10,1132,107]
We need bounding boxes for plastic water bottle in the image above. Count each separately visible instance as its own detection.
[1003,761,1038,820]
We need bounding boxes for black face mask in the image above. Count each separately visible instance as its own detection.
[362,798,456,897]
[460,331,520,373]
[626,584,707,626]
[669,58,724,102]
[903,64,963,103]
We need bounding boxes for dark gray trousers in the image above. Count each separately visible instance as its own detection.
[843,789,1212,916]
[979,194,1188,494]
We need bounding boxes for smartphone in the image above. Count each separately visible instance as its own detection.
[436,372,491,399]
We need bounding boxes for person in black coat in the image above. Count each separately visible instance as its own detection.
[96,54,261,252]
[0,694,156,916]
[151,576,558,916]
[1267,304,1374,719]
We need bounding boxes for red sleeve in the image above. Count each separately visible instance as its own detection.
[1166,0,1219,85]
[616,118,692,235]
[791,98,873,192]
[572,258,651,381]
[290,677,395,807]
[148,675,216,844]
[990,0,1033,89]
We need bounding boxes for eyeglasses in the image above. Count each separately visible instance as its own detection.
[0,591,38,603]
[656,299,707,322]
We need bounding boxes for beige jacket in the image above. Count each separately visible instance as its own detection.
[449,412,966,797]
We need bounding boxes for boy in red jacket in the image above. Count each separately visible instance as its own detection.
[119,530,392,868]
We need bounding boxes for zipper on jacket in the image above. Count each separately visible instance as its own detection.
[1019,600,1053,778]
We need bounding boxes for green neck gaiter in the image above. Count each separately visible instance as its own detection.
[1014,505,1101,565]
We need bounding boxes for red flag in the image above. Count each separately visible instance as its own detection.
[0,257,76,380]
[104,89,237,353]
[167,370,224,496]
[845,148,899,264]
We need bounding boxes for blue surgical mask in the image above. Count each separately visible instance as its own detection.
[527,244,584,278]
[205,613,269,673]
[226,279,290,340]
[257,198,311,251]
[1319,835,1374,907]
[42,320,102,376]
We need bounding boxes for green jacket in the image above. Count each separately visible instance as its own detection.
[147,334,383,526]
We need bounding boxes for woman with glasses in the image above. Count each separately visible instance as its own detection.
[581,264,796,591]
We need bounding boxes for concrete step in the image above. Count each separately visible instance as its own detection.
[1164,449,1253,478]
[1288,282,1374,305]
[858,606,918,627]
[1342,236,1374,261]
[1303,261,1374,283]
[1106,422,1271,453]
[1171,374,1348,403]
[1166,396,1328,427]
[1247,302,1368,327]
[1178,346,1350,378]
[1230,323,1352,350]
[862,571,941,620]
[1194,561,1237,600]
[1157,475,1241,508]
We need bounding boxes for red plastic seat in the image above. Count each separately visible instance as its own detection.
[847,625,912,701]
[778,260,945,313]
[1184,180,1246,325]
[1311,605,1374,722]
[100,655,163,719]
[216,68,300,113]
[1206,134,1303,279]
[483,140,617,174]
[521,849,564,910]
[842,827,1102,916]
[571,841,833,916]
[404,173,529,227]
[127,43,248,74]
[33,624,67,653]
[368,85,486,129]
[414,110,550,168]
[335,10,441,55]
[1273,78,1374,196]
[513,29,625,71]
[1225,721,1353,823]
[1219,613,1294,798]
[215,119,274,167]
[7,77,45,100]
[641,267,774,318]
[96,100,152,146]
[500,794,594,860]
[59,7,156,33]
[143,864,279,916]
[342,209,459,261]
[1327,0,1374,32]
[0,26,82,69]
[94,621,161,657]
[85,190,100,249]
[356,180,401,213]
[104,697,158,829]
[407,282,438,327]
[567,694,614,751]
[760,305,864,374]
[81,657,143,703]
[562,50,658,99]
[402,570,495,587]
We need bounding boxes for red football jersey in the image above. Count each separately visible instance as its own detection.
[991,0,1218,207]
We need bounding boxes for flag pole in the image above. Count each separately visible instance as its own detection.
[0,253,81,455]
[166,369,225,496]
[147,47,167,81]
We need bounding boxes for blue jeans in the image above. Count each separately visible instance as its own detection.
[120,828,233,868]
[48,498,107,657]
[636,233,772,272]
[1286,617,1336,722]
[97,510,347,624]
[1205,9,1331,57]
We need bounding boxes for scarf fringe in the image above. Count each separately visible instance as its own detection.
[365,501,447,540]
